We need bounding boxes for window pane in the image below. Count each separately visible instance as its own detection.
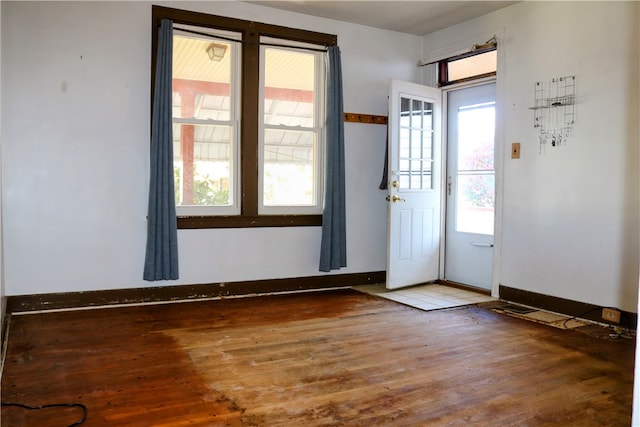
[173,35,233,121]
[263,129,316,206]
[173,124,234,206]
[448,50,496,82]
[264,48,316,127]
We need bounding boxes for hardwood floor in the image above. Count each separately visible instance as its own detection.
[1,289,635,426]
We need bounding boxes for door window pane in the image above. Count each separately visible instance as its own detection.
[458,102,495,171]
[455,101,495,235]
[399,96,434,190]
[456,174,495,235]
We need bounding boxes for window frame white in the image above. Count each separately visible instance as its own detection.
[172,26,243,217]
[258,41,326,215]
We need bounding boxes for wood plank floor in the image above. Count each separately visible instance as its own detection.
[1,289,635,426]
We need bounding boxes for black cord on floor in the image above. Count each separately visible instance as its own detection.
[560,307,602,329]
[1,401,87,426]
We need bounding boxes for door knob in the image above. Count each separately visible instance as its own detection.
[392,195,405,203]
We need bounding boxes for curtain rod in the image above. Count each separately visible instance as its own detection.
[417,35,496,67]
[175,27,328,53]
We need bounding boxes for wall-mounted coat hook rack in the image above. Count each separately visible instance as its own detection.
[343,113,388,125]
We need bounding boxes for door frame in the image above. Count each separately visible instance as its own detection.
[438,76,503,298]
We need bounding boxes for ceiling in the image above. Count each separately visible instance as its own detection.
[245,1,518,36]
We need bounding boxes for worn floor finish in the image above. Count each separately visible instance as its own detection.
[1,289,635,426]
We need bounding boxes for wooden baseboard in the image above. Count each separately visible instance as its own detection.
[1,297,8,371]
[5,271,386,313]
[437,279,492,296]
[499,284,637,330]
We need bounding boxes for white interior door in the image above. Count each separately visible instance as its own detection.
[444,82,496,289]
[386,79,442,290]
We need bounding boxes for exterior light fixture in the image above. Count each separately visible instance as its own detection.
[206,43,227,61]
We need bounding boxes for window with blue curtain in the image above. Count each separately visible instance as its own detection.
[145,6,347,278]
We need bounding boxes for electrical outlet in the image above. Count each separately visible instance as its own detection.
[511,142,521,159]
[602,308,621,323]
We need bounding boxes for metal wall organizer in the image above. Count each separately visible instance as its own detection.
[530,75,575,152]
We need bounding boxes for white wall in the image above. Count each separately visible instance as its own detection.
[0,0,5,326]
[5,1,637,311]
[423,1,639,312]
[1,1,422,295]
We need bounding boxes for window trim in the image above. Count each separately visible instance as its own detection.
[151,6,337,229]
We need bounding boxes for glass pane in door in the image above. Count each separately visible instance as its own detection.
[455,101,495,235]
[399,96,433,190]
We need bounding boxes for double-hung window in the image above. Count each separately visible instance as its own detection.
[152,6,336,228]
[172,26,241,217]
[259,39,325,215]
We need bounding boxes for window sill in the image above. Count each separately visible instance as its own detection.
[177,214,322,229]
